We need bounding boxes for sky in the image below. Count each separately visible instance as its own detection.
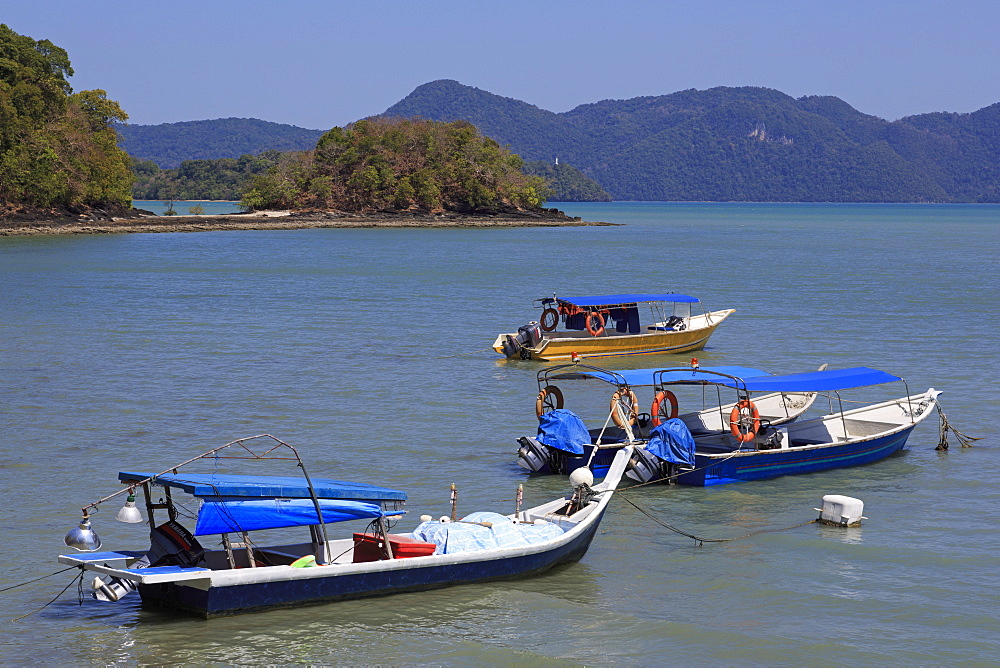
[5,0,1000,129]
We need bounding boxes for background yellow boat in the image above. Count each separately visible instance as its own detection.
[493,293,735,361]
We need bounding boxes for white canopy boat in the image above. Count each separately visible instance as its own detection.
[624,367,941,486]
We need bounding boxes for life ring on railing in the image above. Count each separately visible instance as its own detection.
[535,385,564,418]
[729,399,760,442]
[585,311,606,336]
[540,308,559,332]
[651,390,679,426]
[610,388,639,427]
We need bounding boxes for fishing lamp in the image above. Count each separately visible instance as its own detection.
[116,493,143,523]
[64,513,102,552]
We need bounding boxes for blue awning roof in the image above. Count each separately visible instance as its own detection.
[655,366,902,392]
[117,472,407,502]
[559,293,700,307]
[572,366,770,387]
[193,498,403,535]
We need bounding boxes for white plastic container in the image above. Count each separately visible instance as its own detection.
[816,494,866,527]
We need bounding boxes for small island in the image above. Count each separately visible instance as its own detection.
[0,25,607,236]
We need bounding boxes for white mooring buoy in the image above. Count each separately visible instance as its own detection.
[815,494,867,527]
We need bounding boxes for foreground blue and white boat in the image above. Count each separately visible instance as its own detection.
[58,435,631,618]
[624,367,941,486]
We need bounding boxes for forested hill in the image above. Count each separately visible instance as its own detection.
[116,118,324,168]
[382,80,1000,203]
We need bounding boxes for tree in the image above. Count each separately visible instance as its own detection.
[0,24,133,209]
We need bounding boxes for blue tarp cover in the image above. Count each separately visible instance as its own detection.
[560,293,699,307]
[537,409,591,455]
[117,472,407,502]
[660,366,901,393]
[193,498,400,535]
[576,366,770,387]
[646,419,696,467]
[409,512,565,555]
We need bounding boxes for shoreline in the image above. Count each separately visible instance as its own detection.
[0,210,616,236]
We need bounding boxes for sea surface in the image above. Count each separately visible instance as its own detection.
[1,202,997,665]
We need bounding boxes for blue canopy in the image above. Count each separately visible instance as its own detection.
[537,409,591,455]
[193,498,403,535]
[657,366,901,393]
[646,419,696,467]
[574,365,770,387]
[117,472,407,503]
[558,293,700,307]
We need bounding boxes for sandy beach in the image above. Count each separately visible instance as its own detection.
[0,208,614,236]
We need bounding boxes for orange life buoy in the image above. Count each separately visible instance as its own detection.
[585,311,606,337]
[535,385,564,418]
[610,388,639,427]
[651,390,679,426]
[729,399,760,442]
[540,308,559,332]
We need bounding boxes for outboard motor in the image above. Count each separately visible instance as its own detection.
[503,321,542,359]
[92,520,206,602]
[516,436,550,472]
[625,448,668,484]
[518,321,542,347]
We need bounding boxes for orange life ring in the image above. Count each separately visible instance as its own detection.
[729,399,760,442]
[651,390,679,426]
[535,385,564,418]
[610,388,639,427]
[585,311,606,337]
[540,308,559,332]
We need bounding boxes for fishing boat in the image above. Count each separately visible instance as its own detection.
[494,293,735,361]
[516,362,822,477]
[624,367,941,486]
[58,434,632,618]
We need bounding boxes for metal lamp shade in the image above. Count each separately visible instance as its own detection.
[64,516,102,551]
[116,495,143,524]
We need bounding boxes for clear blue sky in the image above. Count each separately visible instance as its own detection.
[6,0,999,129]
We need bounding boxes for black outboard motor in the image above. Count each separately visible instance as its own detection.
[502,321,542,358]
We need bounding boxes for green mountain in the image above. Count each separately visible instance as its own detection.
[116,118,324,168]
[382,80,1000,202]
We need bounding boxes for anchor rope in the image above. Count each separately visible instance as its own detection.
[935,404,981,450]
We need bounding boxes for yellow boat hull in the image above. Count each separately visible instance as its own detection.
[494,309,735,361]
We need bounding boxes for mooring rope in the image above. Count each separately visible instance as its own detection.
[0,566,78,593]
[618,493,817,547]
[9,568,84,622]
[936,404,981,450]
[434,346,496,359]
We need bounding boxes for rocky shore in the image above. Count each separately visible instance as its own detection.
[0,206,615,236]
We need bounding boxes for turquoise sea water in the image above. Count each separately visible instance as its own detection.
[1,202,998,664]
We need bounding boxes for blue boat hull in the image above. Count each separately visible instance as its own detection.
[530,444,620,478]
[136,512,604,617]
[676,426,916,486]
